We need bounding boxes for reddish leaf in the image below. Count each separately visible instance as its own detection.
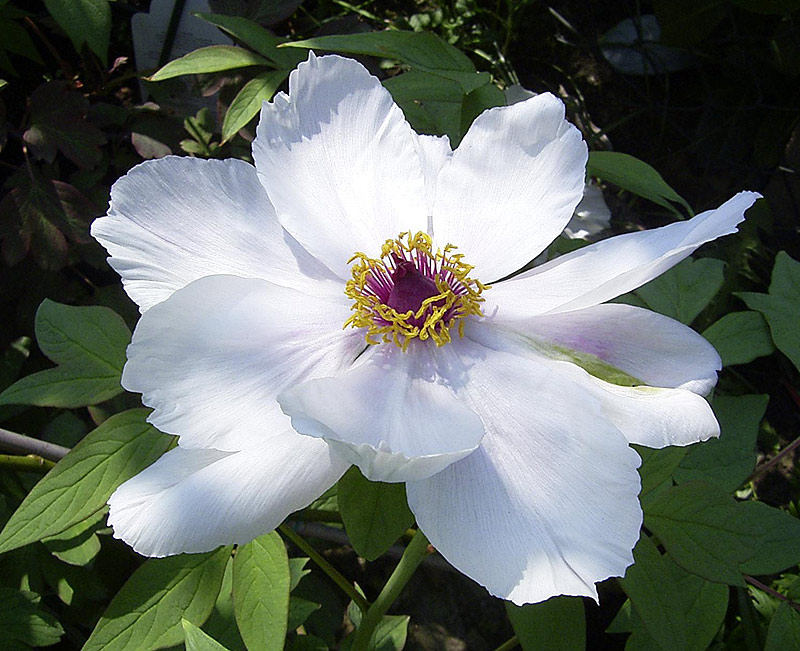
[0,171,97,270]
[22,81,105,169]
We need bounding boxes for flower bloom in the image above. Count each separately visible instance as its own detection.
[92,53,759,605]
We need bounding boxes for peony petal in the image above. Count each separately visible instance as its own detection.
[278,343,484,483]
[91,156,333,312]
[253,53,427,280]
[486,191,761,316]
[108,429,348,557]
[406,338,642,604]
[122,274,363,451]
[431,93,587,282]
[466,320,720,449]
[485,303,721,395]
[415,133,452,218]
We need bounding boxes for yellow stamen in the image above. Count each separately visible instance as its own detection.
[344,232,489,351]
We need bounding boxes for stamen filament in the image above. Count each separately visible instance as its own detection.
[344,232,489,350]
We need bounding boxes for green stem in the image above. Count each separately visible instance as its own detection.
[0,454,55,473]
[351,529,431,651]
[278,523,369,614]
[494,635,519,651]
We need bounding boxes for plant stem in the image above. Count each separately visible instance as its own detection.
[351,529,432,651]
[494,635,520,651]
[748,434,800,484]
[0,454,56,473]
[745,575,800,613]
[0,427,70,461]
[278,523,370,614]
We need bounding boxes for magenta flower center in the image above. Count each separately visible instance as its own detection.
[344,232,489,349]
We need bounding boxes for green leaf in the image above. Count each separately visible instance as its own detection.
[702,311,775,366]
[289,556,311,590]
[765,602,800,651]
[338,466,415,561]
[202,558,247,651]
[42,0,110,63]
[619,534,687,651]
[674,394,768,490]
[287,596,321,630]
[370,615,409,651]
[222,69,288,142]
[738,251,800,372]
[382,70,464,141]
[194,13,304,68]
[737,501,800,575]
[149,45,272,82]
[84,548,230,650]
[0,300,130,408]
[183,619,232,651]
[506,596,585,650]
[43,515,102,566]
[616,536,728,651]
[587,151,691,215]
[459,82,505,141]
[0,409,173,553]
[645,481,800,584]
[285,31,479,85]
[645,482,751,585]
[636,446,687,505]
[0,588,64,647]
[635,257,725,324]
[232,532,290,651]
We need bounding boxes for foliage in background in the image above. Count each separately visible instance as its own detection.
[0,1,799,649]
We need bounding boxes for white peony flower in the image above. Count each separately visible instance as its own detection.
[91,53,760,605]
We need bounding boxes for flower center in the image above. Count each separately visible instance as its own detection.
[344,231,489,350]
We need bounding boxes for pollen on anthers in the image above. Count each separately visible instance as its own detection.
[344,231,489,351]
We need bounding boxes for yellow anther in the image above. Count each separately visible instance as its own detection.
[344,231,488,350]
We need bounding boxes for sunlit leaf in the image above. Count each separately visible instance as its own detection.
[195,13,305,68]
[222,69,288,142]
[232,532,290,651]
[0,300,130,408]
[285,31,483,91]
[84,548,230,650]
[183,619,232,651]
[587,151,691,215]
[0,409,173,553]
[149,45,271,81]
[42,509,104,566]
[42,0,110,62]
